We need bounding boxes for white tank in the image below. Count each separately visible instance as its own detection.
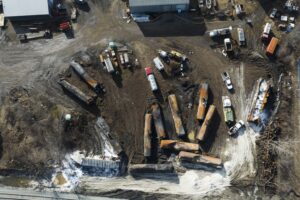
[147,74,158,91]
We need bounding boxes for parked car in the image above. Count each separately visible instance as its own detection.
[228,120,245,136]
[270,8,277,19]
[221,72,233,90]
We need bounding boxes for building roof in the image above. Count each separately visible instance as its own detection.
[3,0,50,18]
[129,0,189,7]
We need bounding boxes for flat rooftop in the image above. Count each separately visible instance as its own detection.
[3,0,50,18]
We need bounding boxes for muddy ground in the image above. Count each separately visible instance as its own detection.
[0,0,299,199]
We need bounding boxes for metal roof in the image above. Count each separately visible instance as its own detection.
[129,0,189,7]
[3,0,50,17]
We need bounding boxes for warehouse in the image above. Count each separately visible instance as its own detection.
[129,0,190,14]
[2,0,53,20]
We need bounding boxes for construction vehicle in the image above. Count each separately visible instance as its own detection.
[169,50,187,62]
[59,21,72,32]
[196,105,216,141]
[58,79,96,105]
[228,120,245,136]
[237,28,246,46]
[168,94,185,137]
[153,57,165,71]
[224,38,233,52]
[71,7,77,21]
[178,151,222,167]
[222,96,234,125]
[209,26,232,38]
[196,83,208,121]
[206,0,212,9]
[160,140,199,152]
[261,23,272,41]
[266,37,279,56]
[70,61,105,94]
[221,72,233,90]
[151,103,166,139]
[145,67,158,91]
[158,49,168,59]
[144,113,152,157]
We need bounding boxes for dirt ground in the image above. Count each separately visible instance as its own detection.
[0,0,299,198]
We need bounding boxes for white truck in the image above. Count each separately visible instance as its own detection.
[261,23,272,40]
[237,28,246,46]
[153,57,165,71]
[209,26,232,38]
[222,96,234,124]
[145,67,158,91]
[224,38,233,52]
[228,120,245,136]
[221,72,233,90]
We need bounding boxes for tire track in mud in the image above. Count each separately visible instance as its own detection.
[224,62,257,184]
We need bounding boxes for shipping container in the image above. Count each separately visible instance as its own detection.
[151,103,166,139]
[178,151,222,167]
[168,94,185,137]
[144,113,152,157]
[196,105,216,141]
[160,140,199,151]
[266,37,279,56]
[196,83,208,121]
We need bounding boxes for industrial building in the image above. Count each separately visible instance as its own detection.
[2,0,53,20]
[129,0,190,14]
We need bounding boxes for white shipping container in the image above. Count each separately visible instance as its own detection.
[153,57,164,71]
[147,74,158,91]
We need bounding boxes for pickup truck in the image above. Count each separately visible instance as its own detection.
[228,120,245,136]
[221,72,233,90]
[222,96,234,124]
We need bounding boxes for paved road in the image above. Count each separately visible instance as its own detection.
[0,187,123,200]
